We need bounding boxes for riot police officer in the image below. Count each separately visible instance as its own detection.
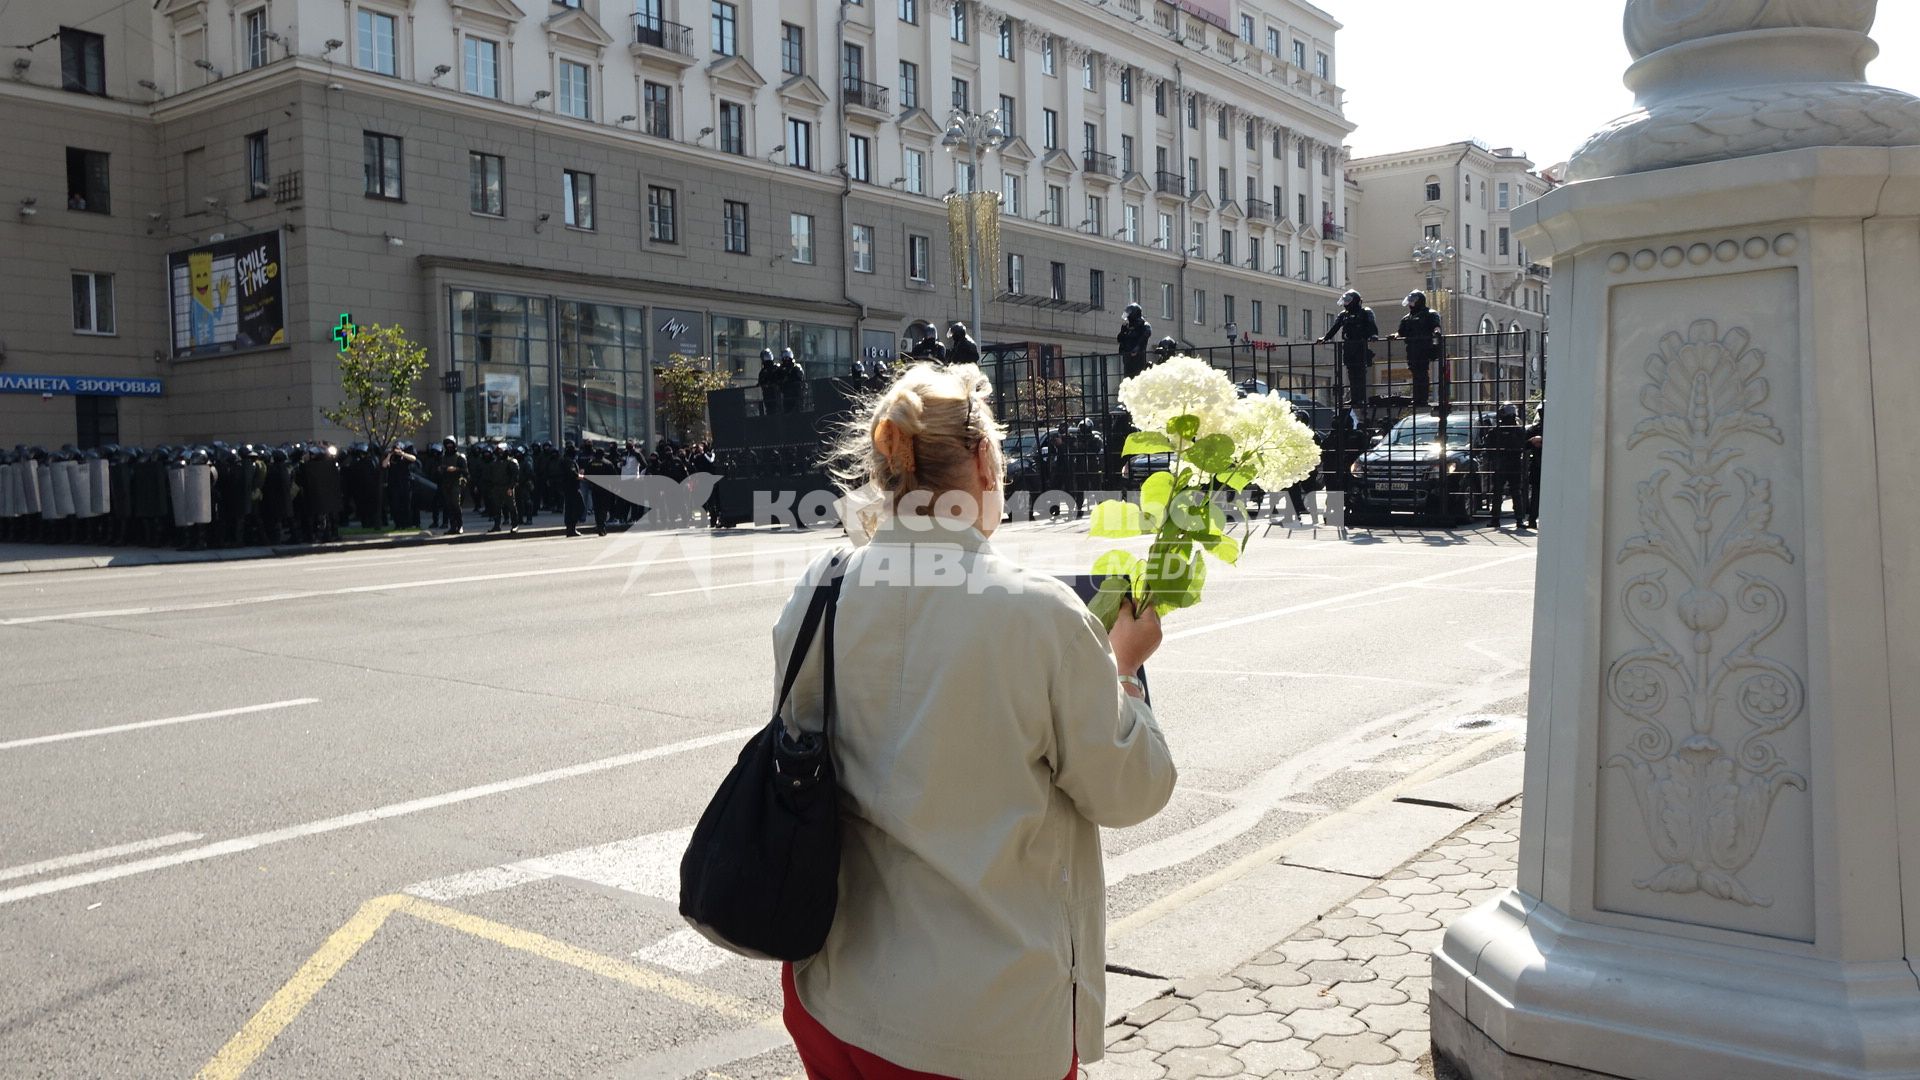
[436,437,468,535]
[1118,303,1153,378]
[946,322,981,367]
[261,446,294,543]
[1481,403,1530,529]
[1393,290,1445,408]
[1523,405,1544,530]
[485,442,521,533]
[907,323,946,363]
[1319,290,1381,419]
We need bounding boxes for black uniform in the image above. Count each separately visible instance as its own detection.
[261,452,295,543]
[908,333,947,363]
[584,452,619,535]
[561,455,587,536]
[1480,417,1530,528]
[1117,309,1153,378]
[1320,305,1381,412]
[1523,415,1544,529]
[1398,308,1445,407]
[437,445,468,535]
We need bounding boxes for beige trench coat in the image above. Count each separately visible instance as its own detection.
[776,518,1176,1079]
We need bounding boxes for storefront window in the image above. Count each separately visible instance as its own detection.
[450,289,549,444]
[784,322,850,375]
[558,298,649,445]
[712,315,776,384]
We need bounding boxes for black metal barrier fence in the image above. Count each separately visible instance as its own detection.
[708,331,1540,527]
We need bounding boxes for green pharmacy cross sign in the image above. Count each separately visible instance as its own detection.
[332,313,359,352]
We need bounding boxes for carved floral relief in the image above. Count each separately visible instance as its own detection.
[1605,321,1807,907]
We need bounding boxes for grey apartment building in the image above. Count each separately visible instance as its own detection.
[1,0,1354,448]
[1346,141,1556,394]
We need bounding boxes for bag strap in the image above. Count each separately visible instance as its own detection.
[773,554,847,724]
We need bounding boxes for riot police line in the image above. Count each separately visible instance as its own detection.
[0,437,726,549]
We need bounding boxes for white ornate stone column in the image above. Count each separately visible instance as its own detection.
[1432,3,1920,1078]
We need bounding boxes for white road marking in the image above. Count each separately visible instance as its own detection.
[633,928,734,975]
[1333,596,1412,613]
[0,699,321,751]
[1163,552,1533,642]
[1151,667,1454,690]
[0,545,831,626]
[0,728,755,907]
[521,827,692,900]
[0,571,163,588]
[295,555,417,571]
[402,865,550,901]
[646,577,787,598]
[0,832,204,883]
[407,827,694,903]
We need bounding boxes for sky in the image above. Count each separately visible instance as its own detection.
[1333,0,1920,167]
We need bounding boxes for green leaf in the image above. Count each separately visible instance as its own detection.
[1165,490,1221,538]
[1088,499,1147,538]
[1203,533,1241,565]
[1088,577,1128,631]
[1187,433,1238,475]
[1122,431,1174,455]
[1167,414,1201,440]
[1139,472,1174,528]
[1092,548,1143,578]
[1217,468,1256,491]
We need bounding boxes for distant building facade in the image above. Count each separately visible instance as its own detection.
[1347,141,1555,396]
[1,0,1356,447]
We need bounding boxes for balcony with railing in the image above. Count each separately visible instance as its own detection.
[1526,262,1552,279]
[1245,198,1271,222]
[1154,170,1186,197]
[630,15,695,64]
[842,76,890,118]
[1082,150,1117,182]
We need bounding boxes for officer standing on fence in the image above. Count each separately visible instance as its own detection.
[1393,290,1445,409]
[908,324,946,363]
[1117,303,1153,378]
[1319,291,1380,422]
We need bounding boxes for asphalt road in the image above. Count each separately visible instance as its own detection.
[0,519,1537,1079]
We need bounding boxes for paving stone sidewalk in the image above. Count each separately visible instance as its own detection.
[1091,800,1522,1080]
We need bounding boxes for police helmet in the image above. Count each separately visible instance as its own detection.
[1497,403,1520,424]
[1404,290,1428,309]
[1123,302,1143,319]
[1340,290,1363,307]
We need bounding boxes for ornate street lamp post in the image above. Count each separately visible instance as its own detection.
[1411,236,1458,322]
[1412,235,1462,418]
[942,109,1007,385]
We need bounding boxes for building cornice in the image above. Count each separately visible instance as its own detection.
[418,254,862,314]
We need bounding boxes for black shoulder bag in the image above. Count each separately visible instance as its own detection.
[679,556,846,961]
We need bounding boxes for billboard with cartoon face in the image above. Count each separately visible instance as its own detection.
[167,231,287,358]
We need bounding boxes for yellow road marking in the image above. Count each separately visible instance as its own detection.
[195,894,769,1080]
[194,894,406,1080]
[392,895,764,1021]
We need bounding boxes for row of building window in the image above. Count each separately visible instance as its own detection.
[1424,175,1523,211]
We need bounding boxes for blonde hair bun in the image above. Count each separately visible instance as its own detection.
[825,362,1004,504]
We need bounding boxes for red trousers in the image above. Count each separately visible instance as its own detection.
[780,963,1077,1080]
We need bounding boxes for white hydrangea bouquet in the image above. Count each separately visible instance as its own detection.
[1086,354,1322,628]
